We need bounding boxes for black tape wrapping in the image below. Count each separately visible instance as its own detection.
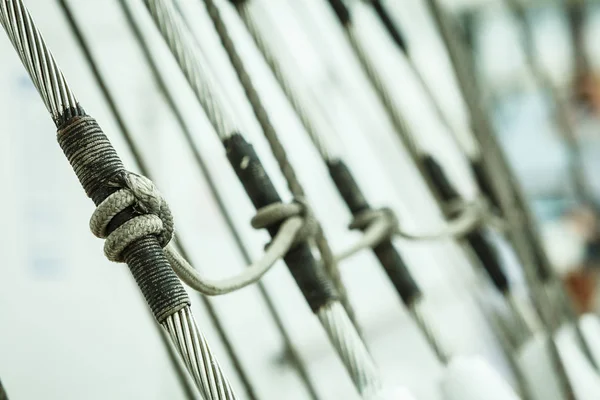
[224,133,337,312]
[422,155,509,293]
[470,162,551,282]
[328,160,422,306]
[326,0,351,25]
[372,0,407,53]
[57,115,190,322]
[470,159,501,211]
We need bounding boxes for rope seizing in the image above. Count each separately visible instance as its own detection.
[0,2,240,399]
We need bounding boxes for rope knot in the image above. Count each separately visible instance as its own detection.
[89,171,174,262]
[251,197,319,247]
[349,207,399,237]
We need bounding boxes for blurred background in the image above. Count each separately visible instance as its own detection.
[1,0,600,399]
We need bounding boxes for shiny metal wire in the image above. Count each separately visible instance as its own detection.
[0,2,238,399]
[317,301,384,398]
[0,0,78,123]
[236,2,340,161]
[144,0,239,140]
[408,302,449,364]
[343,23,422,162]
[163,307,237,400]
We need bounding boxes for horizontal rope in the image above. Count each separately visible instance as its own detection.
[336,197,507,262]
[90,171,319,296]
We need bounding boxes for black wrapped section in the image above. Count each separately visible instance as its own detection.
[422,155,509,293]
[326,0,351,25]
[0,377,7,400]
[470,159,501,211]
[57,115,190,322]
[531,237,552,283]
[372,0,407,53]
[328,159,422,306]
[224,133,337,312]
[465,231,508,293]
[421,155,459,202]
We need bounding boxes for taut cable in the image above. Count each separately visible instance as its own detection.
[0,1,238,399]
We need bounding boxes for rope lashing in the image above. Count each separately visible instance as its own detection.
[89,171,173,262]
[89,168,319,296]
[170,200,319,296]
[335,197,505,263]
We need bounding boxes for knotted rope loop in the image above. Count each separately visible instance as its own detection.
[251,197,320,248]
[91,173,321,295]
[336,197,509,262]
[336,207,399,262]
[90,171,173,262]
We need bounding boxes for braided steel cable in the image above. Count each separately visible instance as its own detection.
[317,302,383,397]
[0,1,238,399]
[233,0,451,366]
[142,0,387,396]
[164,307,236,400]
[115,1,319,397]
[0,0,80,122]
[235,1,342,162]
[197,0,358,330]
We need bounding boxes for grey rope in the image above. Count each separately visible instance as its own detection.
[201,0,358,331]
[0,1,239,399]
[116,0,320,397]
[90,172,310,295]
[335,197,505,262]
[336,199,507,262]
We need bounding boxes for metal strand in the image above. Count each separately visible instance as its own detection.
[0,0,79,123]
[317,302,383,398]
[0,1,238,399]
[163,307,237,400]
[116,0,319,396]
[144,0,239,140]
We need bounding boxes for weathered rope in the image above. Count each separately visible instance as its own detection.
[89,170,319,296]
[335,197,505,262]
